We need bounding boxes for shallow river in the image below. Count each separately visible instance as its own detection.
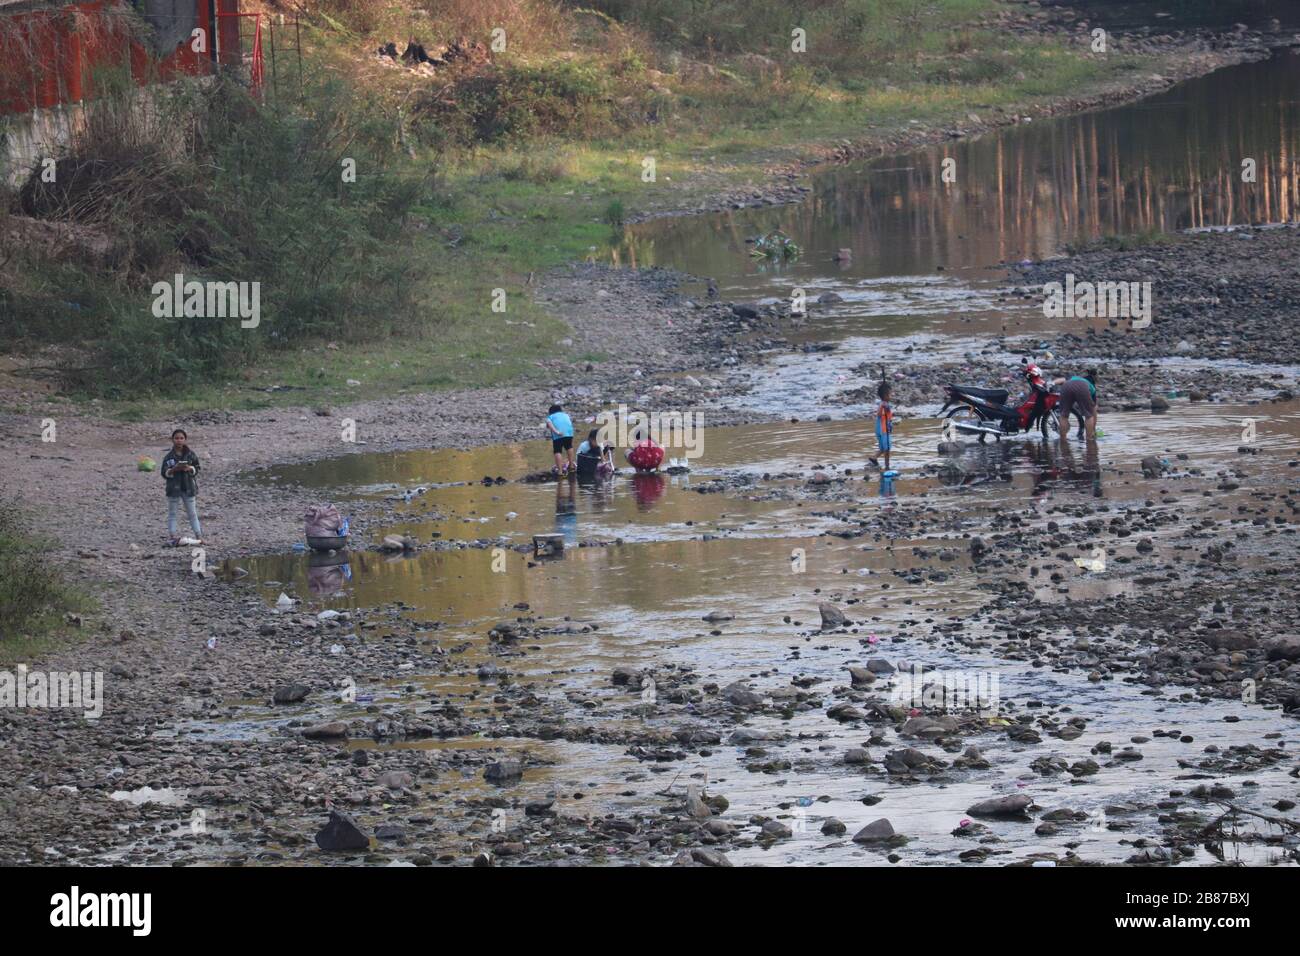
[211,50,1300,865]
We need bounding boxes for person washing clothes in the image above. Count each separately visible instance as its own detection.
[575,428,615,480]
[161,428,202,545]
[1053,369,1099,441]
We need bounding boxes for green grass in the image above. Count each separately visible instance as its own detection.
[1068,227,1173,254]
[0,501,95,664]
[2,1,1159,417]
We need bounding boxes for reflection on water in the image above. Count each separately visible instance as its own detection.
[224,398,1300,864]
[615,52,1300,302]
[217,44,1300,861]
[232,403,1300,624]
[1068,0,1300,32]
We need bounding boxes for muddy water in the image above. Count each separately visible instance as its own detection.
[625,50,1300,299]
[220,400,1300,865]
[213,53,1300,865]
[609,49,1300,418]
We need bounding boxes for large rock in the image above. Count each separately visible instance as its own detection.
[685,786,713,820]
[722,681,765,708]
[376,770,414,791]
[819,603,847,629]
[851,818,896,843]
[302,721,348,739]
[1140,456,1164,478]
[315,810,370,851]
[272,683,311,704]
[1266,637,1300,662]
[689,848,733,867]
[901,715,958,739]
[484,760,523,785]
[1202,631,1256,652]
[827,703,864,722]
[967,794,1034,818]
[848,666,875,687]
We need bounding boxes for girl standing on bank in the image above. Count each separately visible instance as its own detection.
[162,428,203,545]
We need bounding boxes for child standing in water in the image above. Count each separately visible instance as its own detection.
[161,428,203,545]
[872,382,896,476]
[545,403,575,476]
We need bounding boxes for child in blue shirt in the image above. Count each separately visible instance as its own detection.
[545,403,576,476]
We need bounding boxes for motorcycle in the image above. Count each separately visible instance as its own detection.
[939,363,1084,442]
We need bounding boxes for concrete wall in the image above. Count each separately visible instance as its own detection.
[0,101,84,188]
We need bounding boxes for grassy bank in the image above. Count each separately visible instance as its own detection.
[0,501,94,664]
[0,0,1155,416]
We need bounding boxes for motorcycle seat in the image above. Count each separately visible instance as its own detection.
[952,385,1010,405]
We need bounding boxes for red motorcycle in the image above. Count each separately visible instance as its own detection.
[939,362,1082,442]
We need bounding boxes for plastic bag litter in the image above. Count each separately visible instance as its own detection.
[749,230,801,260]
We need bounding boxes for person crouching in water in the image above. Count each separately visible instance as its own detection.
[545,403,576,477]
[162,428,202,545]
[626,424,665,473]
[870,382,895,473]
[1054,369,1098,441]
[576,428,615,481]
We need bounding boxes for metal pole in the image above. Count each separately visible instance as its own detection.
[269,17,277,101]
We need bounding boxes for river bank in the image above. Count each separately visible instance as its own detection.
[2,21,1300,867]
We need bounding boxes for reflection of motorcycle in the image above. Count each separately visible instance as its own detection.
[939,440,1103,499]
[940,363,1082,441]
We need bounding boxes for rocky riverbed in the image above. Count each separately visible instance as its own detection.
[3,28,1300,866]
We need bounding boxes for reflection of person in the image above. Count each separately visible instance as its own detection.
[162,428,203,545]
[630,472,666,510]
[545,403,575,476]
[555,479,578,545]
[1036,434,1103,499]
[1054,370,1098,441]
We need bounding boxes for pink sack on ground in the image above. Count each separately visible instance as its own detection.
[305,503,343,538]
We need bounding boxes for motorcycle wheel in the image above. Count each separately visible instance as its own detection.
[1041,410,1061,438]
[944,406,985,442]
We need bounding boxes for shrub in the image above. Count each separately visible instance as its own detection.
[0,502,75,641]
[2,73,432,395]
[421,60,613,145]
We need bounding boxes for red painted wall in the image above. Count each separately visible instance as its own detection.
[0,0,241,116]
